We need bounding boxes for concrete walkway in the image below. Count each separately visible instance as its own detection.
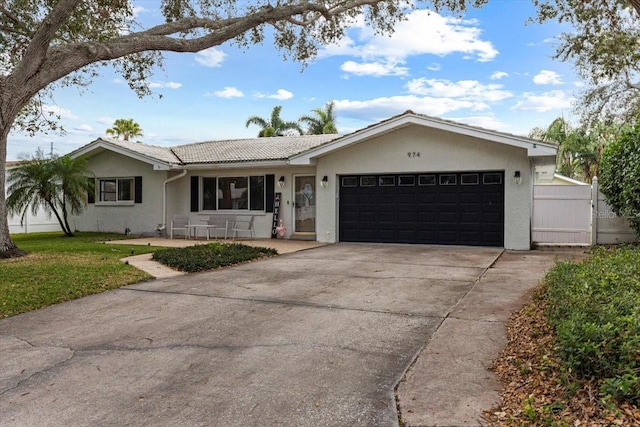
[397,248,585,426]
[116,237,327,279]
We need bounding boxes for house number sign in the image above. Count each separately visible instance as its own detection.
[407,152,421,158]
[271,192,282,239]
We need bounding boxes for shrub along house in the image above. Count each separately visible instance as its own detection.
[68,111,557,250]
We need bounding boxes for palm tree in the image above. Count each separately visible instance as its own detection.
[530,118,625,182]
[299,101,338,134]
[7,151,93,237]
[51,156,94,236]
[245,106,302,137]
[106,118,143,142]
[530,117,576,178]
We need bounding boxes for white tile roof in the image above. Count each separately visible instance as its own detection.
[98,138,182,164]
[172,135,340,164]
[84,135,341,166]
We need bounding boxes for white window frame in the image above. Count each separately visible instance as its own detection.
[97,177,134,204]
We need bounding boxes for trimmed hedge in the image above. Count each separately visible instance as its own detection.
[542,246,640,404]
[599,124,640,238]
[152,243,277,273]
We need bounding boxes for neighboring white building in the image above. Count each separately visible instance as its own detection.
[6,161,61,234]
[68,111,558,250]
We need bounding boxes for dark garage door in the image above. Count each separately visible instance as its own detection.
[339,172,504,246]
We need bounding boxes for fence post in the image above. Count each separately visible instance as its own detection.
[591,176,598,245]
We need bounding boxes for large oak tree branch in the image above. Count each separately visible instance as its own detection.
[14,0,82,85]
[17,0,385,99]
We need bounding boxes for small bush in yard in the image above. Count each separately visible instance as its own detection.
[542,246,640,405]
[152,243,277,273]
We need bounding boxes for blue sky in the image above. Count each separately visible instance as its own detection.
[7,0,577,161]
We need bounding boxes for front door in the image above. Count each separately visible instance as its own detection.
[294,175,316,233]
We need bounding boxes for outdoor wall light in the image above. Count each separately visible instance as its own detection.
[514,171,522,185]
[278,176,285,188]
[321,176,328,188]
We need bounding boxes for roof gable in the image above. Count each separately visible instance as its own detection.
[290,111,557,165]
[69,138,180,170]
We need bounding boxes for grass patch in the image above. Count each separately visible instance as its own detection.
[152,242,277,273]
[1,232,160,318]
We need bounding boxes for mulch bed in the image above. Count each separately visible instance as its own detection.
[483,294,640,426]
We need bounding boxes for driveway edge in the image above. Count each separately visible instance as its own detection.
[395,249,558,427]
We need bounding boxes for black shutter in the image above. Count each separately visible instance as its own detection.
[265,174,275,213]
[87,178,95,204]
[134,176,142,203]
[190,176,199,212]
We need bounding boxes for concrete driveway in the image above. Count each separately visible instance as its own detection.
[0,244,573,426]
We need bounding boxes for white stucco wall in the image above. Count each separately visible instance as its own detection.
[71,151,167,235]
[168,166,316,239]
[313,125,533,250]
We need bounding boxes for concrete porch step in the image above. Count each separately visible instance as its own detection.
[290,233,317,241]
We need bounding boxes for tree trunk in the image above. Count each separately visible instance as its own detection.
[47,199,71,237]
[0,123,25,258]
[60,197,74,237]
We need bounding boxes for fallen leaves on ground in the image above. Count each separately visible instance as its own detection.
[483,295,640,426]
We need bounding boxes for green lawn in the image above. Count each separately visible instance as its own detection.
[0,232,160,318]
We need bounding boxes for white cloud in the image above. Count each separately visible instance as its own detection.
[195,47,227,67]
[340,60,409,77]
[96,116,116,125]
[511,90,573,112]
[42,105,77,120]
[320,9,498,70]
[406,78,513,103]
[73,124,93,133]
[112,78,124,85]
[147,81,182,89]
[131,6,146,17]
[255,89,294,100]
[448,115,508,131]
[490,71,509,80]
[334,95,479,120]
[270,89,294,100]
[68,124,93,135]
[427,63,441,71]
[533,70,563,85]
[212,87,244,98]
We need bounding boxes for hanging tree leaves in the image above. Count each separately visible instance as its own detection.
[533,0,640,124]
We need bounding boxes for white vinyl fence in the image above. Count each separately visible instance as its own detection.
[8,207,60,234]
[532,177,637,245]
[591,178,636,245]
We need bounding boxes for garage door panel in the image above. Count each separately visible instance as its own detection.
[460,211,481,222]
[417,193,437,203]
[482,212,502,223]
[460,192,482,203]
[460,231,480,241]
[438,193,459,204]
[339,172,504,246]
[397,210,417,221]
